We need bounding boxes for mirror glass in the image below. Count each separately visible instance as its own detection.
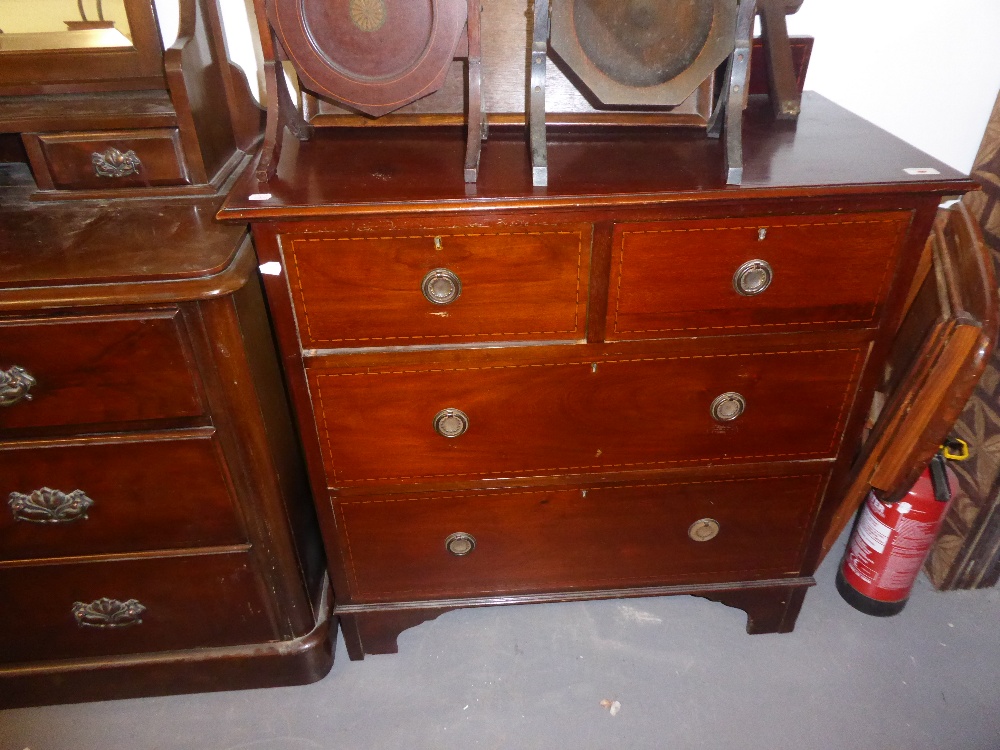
[0,0,133,51]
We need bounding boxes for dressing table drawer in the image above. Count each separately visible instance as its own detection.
[24,129,191,191]
[0,552,273,664]
[0,309,205,432]
[607,211,913,340]
[333,470,827,601]
[0,433,245,562]
[281,224,592,348]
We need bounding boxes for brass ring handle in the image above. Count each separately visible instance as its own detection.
[0,365,36,406]
[688,518,721,542]
[9,488,94,523]
[422,268,462,305]
[72,598,146,628]
[433,408,469,438]
[733,259,773,296]
[710,392,746,422]
[445,532,477,556]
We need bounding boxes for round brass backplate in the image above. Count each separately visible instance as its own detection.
[433,408,469,438]
[710,392,746,423]
[445,532,477,556]
[733,259,774,296]
[422,268,462,305]
[688,518,721,542]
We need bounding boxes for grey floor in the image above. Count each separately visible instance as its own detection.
[3,532,1000,750]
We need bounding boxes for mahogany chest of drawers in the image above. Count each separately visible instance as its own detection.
[0,166,331,707]
[220,93,976,659]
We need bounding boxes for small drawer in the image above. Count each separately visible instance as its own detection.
[334,470,828,600]
[606,211,913,340]
[280,224,592,348]
[0,551,274,664]
[0,433,245,562]
[0,309,205,432]
[308,343,866,486]
[25,129,191,191]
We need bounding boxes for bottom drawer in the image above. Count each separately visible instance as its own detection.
[334,470,829,601]
[0,552,274,664]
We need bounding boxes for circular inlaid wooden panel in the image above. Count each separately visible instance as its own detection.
[269,0,468,117]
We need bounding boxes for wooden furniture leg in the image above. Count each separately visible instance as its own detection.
[697,584,810,635]
[338,608,457,660]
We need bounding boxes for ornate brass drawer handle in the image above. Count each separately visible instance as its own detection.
[733,259,773,296]
[92,147,142,178]
[0,365,36,406]
[9,488,94,523]
[688,518,721,542]
[422,268,462,305]
[72,598,147,628]
[433,408,469,438]
[445,532,476,556]
[711,392,746,422]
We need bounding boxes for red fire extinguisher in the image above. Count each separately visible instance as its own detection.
[836,439,968,617]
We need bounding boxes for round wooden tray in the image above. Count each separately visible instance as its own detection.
[268,0,469,117]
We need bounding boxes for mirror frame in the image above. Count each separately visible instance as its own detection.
[0,0,166,95]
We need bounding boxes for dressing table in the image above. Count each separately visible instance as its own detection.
[0,0,331,708]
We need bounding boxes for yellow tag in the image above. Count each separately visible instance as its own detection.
[942,439,970,461]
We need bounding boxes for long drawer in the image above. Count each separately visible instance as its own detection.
[280,223,592,348]
[0,551,274,664]
[333,469,828,601]
[0,433,245,562]
[607,211,912,340]
[308,343,867,486]
[0,309,205,431]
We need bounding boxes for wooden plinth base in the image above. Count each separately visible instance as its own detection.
[337,578,813,660]
[0,595,335,709]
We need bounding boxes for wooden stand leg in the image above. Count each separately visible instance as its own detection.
[759,0,803,119]
[529,0,550,187]
[696,584,809,634]
[256,38,314,183]
[723,0,757,185]
[464,0,486,183]
[338,608,458,660]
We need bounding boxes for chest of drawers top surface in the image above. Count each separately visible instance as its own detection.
[218,94,970,222]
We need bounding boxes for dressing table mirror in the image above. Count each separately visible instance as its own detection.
[0,0,261,198]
